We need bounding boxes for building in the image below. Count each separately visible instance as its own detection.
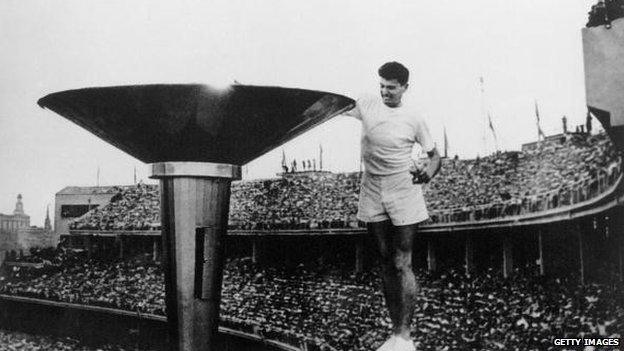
[17,227,54,252]
[54,186,120,244]
[0,194,31,262]
[17,206,54,252]
[0,194,30,233]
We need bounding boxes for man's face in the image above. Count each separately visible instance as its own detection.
[379,77,408,107]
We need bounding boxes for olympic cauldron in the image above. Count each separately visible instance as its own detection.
[38,84,354,350]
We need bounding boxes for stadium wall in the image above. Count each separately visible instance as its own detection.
[54,187,118,245]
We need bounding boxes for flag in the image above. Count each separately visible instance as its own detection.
[488,113,497,139]
[488,113,499,151]
[534,100,546,140]
[534,100,540,122]
[443,126,449,158]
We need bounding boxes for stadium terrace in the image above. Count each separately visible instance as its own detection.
[66,132,619,232]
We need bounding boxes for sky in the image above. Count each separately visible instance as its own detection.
[0,0,598,226]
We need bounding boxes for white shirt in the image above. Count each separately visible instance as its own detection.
[347,94,435,175]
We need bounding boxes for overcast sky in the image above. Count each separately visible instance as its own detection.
[0,0,597,226]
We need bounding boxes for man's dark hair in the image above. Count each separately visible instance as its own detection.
[378,61,409,85]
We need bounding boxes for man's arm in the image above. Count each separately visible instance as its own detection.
[343,94,375,120]
[410,115,439,184]
[343,102,361,120]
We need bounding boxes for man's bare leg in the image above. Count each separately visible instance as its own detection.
[392,223,419,338]
[369,221,419,340]
[369,220,402,328]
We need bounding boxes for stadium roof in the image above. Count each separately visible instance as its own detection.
[56,186,126,195]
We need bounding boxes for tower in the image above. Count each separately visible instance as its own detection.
[13,194,24,215]
[44,205,51,231]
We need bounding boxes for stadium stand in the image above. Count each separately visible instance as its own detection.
[8,132,619,350]
[1,250,622,351]
[68,132,620,231]
[68,184,160,231]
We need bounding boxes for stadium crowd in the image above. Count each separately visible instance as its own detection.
[427,132,619,219]
[229,172,360,230]
[69,132,620,231]
[1,250,165,315]
[1,249,622,351]
[0,329,139,351]
[587,0,624,27]
[48,132,622,350]
[70,183,160,231]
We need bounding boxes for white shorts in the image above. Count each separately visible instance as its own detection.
[357,171,429,226]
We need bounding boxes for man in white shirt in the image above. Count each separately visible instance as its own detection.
[346,62,441,351]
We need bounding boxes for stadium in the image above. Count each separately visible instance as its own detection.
[2,126,623,350]
[1,2,624,351]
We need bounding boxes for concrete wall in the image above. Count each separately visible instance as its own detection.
[583,17,624,129]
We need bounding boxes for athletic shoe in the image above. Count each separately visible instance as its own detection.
[375,336,397,351]
[393,336,416,351]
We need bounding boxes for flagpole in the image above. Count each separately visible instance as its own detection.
[479,77,487,156]
[443,126,448,158]
[535,100,539,142]
[281,148,287,174]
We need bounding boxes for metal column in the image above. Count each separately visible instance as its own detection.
[151,162,241,351]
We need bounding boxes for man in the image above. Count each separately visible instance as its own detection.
[345,61,441,351]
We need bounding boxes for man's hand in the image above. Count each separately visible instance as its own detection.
[409,160,429,184]
[410,148,441,184]
[411,168,431,184]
